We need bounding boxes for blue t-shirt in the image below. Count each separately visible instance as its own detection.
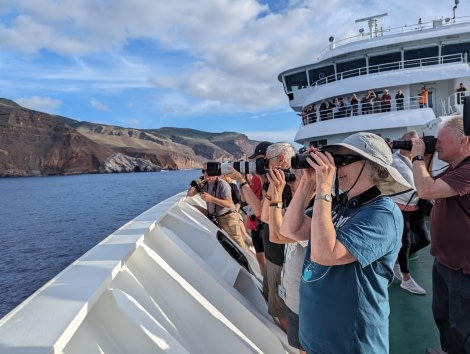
[299,196,402,354]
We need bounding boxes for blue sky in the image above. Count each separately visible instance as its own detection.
[0,0,466,144]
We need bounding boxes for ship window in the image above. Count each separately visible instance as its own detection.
[308,65,335,86]
[336,59,366,79]
[369,52,401,73]
[404,46,439,68]
[285,71,308,92]
[442,42,470,63]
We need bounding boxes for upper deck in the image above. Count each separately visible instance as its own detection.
[278,14,470,113]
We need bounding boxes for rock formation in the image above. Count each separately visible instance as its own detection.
[0,98,261,177]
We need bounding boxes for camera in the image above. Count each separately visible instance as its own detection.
[190,180,206,194]
[291,152,344,168]
[263,168,296,182]
[391,135,437,154]
[242,205,257,222]
[206,157,268,176]
[208,214,218,225]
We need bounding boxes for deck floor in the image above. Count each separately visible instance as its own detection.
[389,224,441,354]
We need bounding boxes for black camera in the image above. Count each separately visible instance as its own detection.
[206,157,268,176]
[391,135,437,154]
[208,214,218,225]
[190,180,206,194]
[291,152,348,168]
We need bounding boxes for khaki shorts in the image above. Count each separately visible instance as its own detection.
[263,259,285,318]
[216,212,245,249]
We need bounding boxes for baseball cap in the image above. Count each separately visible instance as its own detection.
[248,141,272,159]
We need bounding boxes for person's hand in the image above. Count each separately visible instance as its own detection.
[307,150,336,195]
[266,167,286,200]
[300,147,318,181]
[227,166,244,183]
[411,137,426,156]
[199,192,213,203]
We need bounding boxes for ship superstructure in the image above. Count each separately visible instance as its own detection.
[278,2,470,147]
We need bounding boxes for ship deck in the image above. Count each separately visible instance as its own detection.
[389,217,440,353]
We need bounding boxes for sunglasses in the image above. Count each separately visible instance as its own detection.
[332,154,364,166]
[202,169,207,173]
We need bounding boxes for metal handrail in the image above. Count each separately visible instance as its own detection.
[300,94,431,125]
[311,53,464,88]
[320,15,470,56]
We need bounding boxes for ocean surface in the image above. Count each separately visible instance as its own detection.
[0,170,201,319]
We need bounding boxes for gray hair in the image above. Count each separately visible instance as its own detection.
[365,160,389,185]
[401,130,419,140]
[267,142,296,167]
[440,116,466,143]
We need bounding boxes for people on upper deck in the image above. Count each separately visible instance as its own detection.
[319,99,328,120]
[396,90,405,111]
[455,82,468,104]
[419,87,428,108]
[381,89,392,112]
[327,99,335,119]
[350,94,359,116]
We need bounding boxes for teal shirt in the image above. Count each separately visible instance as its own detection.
[299,197,402,354]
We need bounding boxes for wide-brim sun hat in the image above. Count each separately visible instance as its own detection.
[322,132,412,195]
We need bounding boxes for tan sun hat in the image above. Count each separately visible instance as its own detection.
[322,132,412,195]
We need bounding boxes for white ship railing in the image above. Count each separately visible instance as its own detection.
[299,92,464,126]
[321,15,470,56]
[311,53,465,88]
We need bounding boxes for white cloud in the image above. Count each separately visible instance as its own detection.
[90,98,110,111]
[1,0,468,130]
[16,96,62,110]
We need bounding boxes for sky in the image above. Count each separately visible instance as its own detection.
[0,0,467,145]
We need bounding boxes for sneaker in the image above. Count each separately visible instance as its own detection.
[400,277,426,295]
[393,263,403,281]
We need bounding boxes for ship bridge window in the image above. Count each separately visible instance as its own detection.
[285,71,308,92]
[369,52,401,73]
[442,42,470,63]
[308,65,335,86]
[336,59,366,79]
[404,46,439,68]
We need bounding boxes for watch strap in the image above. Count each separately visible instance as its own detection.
[412,155,424,163]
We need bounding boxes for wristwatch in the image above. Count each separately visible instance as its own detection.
[412,155,424,163]
[269,202,283,208]
[314,194,332,202]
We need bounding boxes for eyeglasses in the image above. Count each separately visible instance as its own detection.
[267,155,279,161]
[332,154,364,166]
[202,169,207,173]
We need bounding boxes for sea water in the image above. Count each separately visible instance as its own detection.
[0,170,201,319]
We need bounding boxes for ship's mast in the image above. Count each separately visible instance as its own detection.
[355,13,388,39]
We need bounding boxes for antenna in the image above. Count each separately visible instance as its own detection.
[453,0,459,22]
[355,13,388,39]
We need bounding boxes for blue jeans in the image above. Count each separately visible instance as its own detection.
[432,259,470,353]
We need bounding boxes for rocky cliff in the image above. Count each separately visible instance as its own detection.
[0,98,261,177]
[56,117,260,170]
[0,100,112,177]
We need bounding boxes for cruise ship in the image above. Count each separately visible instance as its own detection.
[278,1,470,147]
